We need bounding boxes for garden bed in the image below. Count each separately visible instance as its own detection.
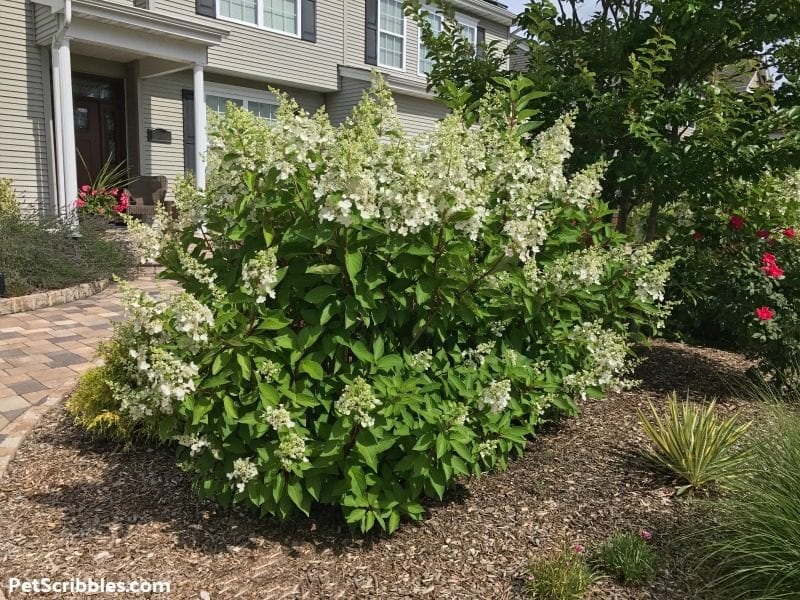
[0,341,757,599]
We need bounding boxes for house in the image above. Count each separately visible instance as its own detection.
[1,0,514,220]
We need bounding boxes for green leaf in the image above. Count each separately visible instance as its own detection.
[223,395,238,419]
[299,357,325,381]
[435,433,449,459]
[306,264,341,275]
[350,340,374,363]
[377,354,403,370]
[345,250,363,281]
[287,480,309,515]
[236,353,252,381]
[304,285,337,304]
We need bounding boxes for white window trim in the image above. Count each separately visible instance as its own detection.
[417,9,479,76]
[377,0,407,72]
[205,82,279,120]
[215,0,301,39]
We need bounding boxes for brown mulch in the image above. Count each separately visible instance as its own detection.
[0,340,757,599]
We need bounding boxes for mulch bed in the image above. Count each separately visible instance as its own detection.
[0,340,756,599]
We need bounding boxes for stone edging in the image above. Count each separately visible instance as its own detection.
[0,279,110,315]
[0,380,74,480]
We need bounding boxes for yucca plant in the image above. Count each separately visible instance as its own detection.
[638,394,752,494]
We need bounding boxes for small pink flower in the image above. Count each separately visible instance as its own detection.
[74,198,86,208]
[784,228,795,238]
[80,184,90,193]
[639,528,653,541]
[574,543,585,554]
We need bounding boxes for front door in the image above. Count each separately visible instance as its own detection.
[73,74,127,187]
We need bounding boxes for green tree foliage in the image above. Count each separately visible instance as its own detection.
[410,0,800,237]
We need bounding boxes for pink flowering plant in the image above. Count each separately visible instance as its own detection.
[74,154,130,217]
[93,77,671,534]
[667,171,800,376]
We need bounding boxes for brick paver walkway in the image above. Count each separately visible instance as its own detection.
[0,271,164,478]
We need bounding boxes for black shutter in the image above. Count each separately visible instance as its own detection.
[300,0,316,42]
[365,0,378,65]
[476,26,486,58]
[182,90,196,174]
[196,0,215,18]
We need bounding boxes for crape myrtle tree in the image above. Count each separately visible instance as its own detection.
[407,0,800,238]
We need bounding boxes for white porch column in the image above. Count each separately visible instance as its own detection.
[52,38,78,225]
[193,63,207,190]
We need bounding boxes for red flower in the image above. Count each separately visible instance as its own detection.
[729,214,745,230]
[755,306,775,321]
[757,229,771,239]
[74,198,86,208]
[762,263,785,278]
[639,528,653,541]
[762,252,777,265]
[80,184,90,193]
[784,228,796,238]
[692,231,705,241]
[574,544,585,554]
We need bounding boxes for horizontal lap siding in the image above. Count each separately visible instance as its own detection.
[34,4,58,44]
[139,71,191,196]
[155,0,344,91]
[0,1,51,215]
[325,77,369,126]
[394,93,447,136]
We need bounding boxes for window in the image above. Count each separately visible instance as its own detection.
[418,11,478,75]
[378,0,405,70]
[217,0,299,36]
[205,86,279,124]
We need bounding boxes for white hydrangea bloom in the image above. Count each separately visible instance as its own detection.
[564,162,605,209]
[462,341,495,368]
[262,404,294,430]
[479,379,512,413]
[564,321,637,400]
[477,439,499,460]
[276,432,309,470]
[227,457,259,493]
[175,434,210,457]
[258,359,281,381]
[408,349,433,371]
[241,248,279,302]
[335,376,382,428]
[170,291,214,344]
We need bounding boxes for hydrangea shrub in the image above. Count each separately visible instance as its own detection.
[666,172,800,375]
[110,78,670,533]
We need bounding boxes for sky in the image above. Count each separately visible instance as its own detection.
[503,0,600,19]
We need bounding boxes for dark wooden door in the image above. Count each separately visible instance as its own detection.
[73,75,127,188]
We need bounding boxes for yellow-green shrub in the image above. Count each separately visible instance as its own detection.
[0,178,19,220]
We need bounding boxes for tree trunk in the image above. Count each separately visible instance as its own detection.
[644,198,661,241]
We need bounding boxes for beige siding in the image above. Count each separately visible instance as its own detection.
[34,4,58,43]
[326,77,369,126]
[139,71,191,192]
[155,0,344,91]
[327,76,446,135]
[1,1,51,214]
[394,93,448,136]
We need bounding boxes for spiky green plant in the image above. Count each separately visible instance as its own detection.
[638,394,751,494]
[594,532,658,584]
[525,544,595,600]
[695,407,800,598]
